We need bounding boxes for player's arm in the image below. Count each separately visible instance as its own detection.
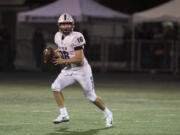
[54,49,62,58]
[53,48,84,65]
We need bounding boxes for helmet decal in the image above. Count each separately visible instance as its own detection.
[64,14,66,20]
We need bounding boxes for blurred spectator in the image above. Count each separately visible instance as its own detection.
[123,27,131,62]
[0,24,11,71]
[135,25,146,40]
[151,26,164,69]
[151,26,163,40]
[82,29,90,59]
[162,25,174,40]
[32,27,46,69]
[135,24,152,68]
[162,25,173,69]
[83,29,89,45]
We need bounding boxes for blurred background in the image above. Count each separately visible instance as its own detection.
[1,0,180,74]
[1,1,180,134]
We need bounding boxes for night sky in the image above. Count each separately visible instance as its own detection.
[96,0,171,14]
[26,0,171,14]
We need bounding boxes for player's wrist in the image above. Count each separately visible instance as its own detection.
[58,58,66,64]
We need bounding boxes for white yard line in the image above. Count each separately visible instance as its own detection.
[32,110,51,112]
[111,108,180,111]
[114,98,180,103]
[155,114,176,117]
[135,120,160,123]
[0,110,52,113]
[0,122,49,126]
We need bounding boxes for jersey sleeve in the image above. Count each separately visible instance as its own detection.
[54,33,57,44]
[72,33,86,50]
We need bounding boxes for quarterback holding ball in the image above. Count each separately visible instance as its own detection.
[48,13,113,127]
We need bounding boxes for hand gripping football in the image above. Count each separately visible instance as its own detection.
[43,47,55,64]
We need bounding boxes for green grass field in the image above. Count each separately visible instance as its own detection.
[0,75,180,135]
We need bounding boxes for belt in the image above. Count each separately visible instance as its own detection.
[65,62,84,69]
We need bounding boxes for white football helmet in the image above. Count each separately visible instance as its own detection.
[57,13,74,35]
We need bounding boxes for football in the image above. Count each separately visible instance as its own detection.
[43,47,55,64]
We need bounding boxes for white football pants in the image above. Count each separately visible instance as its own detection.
[51,64,97,102]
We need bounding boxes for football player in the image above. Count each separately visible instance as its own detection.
[51,13,113,127]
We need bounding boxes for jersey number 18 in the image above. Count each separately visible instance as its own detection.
[61,51,69,59]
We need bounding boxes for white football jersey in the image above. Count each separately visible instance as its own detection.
[54,31,88,69]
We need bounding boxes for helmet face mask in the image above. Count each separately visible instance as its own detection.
[57,13,75,35]
[58,22,74,36]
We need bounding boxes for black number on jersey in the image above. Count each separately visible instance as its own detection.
[61,51,69,59]
[77,37,83,43]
